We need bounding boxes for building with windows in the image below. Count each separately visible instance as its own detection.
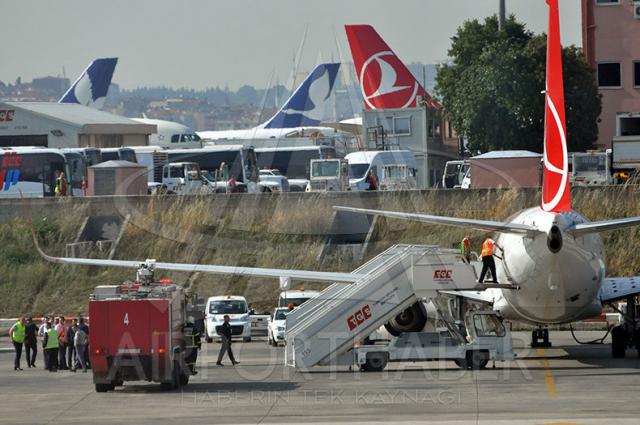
[582,0,640,149]
[0,102,155,148]
[362,105,457,188]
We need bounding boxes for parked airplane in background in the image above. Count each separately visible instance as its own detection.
[345,25,439,110]
[198,63,342,140]
[34,1,640,357]
[58,58,118,110]
[131,116,202,149]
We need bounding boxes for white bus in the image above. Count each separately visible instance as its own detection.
[346,150,418,191]
[167,146,260,193]
[255,146,337,191]
[0,148,86,197]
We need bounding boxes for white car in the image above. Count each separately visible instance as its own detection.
[204,295,252,342]
[259,169,290,192]
[267,307,291,346]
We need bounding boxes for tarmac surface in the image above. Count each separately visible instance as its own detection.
[1,331,639,425]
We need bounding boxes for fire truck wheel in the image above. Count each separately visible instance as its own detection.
[95,383,115,392]
[179,372,189,386]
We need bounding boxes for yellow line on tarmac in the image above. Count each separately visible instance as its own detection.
[537,348,557,397]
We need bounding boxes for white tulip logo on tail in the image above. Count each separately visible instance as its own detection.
[541,0,571,212]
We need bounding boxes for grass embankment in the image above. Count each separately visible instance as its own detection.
[0,187,638,317]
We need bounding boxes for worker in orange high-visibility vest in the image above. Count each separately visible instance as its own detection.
[478,233,503,284]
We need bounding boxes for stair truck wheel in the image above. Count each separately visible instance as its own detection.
[467,350,489,370]
[95,383,115,392]
[360,352,388,372]
[384,302,427,336]
[611,325,627,358]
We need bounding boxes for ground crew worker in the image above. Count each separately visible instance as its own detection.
[81,175,88,196]
[9,316,26,371]
[366,169,379,190]
[216,315,238,366]
[54,172,68,196]
[56,317,68,370]
[460,231,472,262]
[72,324,88,372]
[228,176,238,193]
[478,233,503,284]
[24,316,38,368]
[42,322,59,372]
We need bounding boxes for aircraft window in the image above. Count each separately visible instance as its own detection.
[473,314,505,337]
[171,135,180,144]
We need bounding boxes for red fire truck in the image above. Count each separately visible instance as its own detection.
[88,261,202,392]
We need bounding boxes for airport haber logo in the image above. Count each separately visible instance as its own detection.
[1,152,22,192]
[0,110,15,122]
[347,304,372,331]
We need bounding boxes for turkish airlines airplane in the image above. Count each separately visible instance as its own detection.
[58,58,118,110]
[198,63,342,141]
[35,0,640,355]
[345,24,439,110]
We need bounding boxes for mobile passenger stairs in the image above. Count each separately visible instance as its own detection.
[285,244,518,371]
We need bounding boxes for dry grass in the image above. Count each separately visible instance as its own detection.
[1,186,639,316]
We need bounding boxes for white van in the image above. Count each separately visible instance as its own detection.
[204,295,252,342]
[278,290,321,309]
[346,150,417,191]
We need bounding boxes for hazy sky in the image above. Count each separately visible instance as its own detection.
[1,0,582,90]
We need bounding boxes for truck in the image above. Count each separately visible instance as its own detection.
[88,261,202,392]
[349,309,513,372]
[571,150,613,186]
[159,162,214,195]
[612,138,640,183]
[442,160,470,189]
[307,158,349,191]
[346,150,418,191]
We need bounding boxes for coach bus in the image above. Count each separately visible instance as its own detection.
[0,148,86,197]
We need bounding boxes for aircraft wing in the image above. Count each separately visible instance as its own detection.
[334,206,541,237]
[569,216,640,237]
[33,233,362,283]
[599,277,640,304]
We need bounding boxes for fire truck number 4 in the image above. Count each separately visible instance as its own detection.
[347,304,371,331]
[123,313,129,326]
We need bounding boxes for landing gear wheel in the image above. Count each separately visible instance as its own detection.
[384,302,427,336]
[95,383,115,392]
[611,325,627,358]
[360,353,388,372]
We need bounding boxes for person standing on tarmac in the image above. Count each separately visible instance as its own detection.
[478,233,504,284]
[216,315,238,366]
[460,231,472,263]
[56,317,68,370]
[23,317,38,368]
[42,322,59,372]
[365,169,379,191]
[8,316,26,371]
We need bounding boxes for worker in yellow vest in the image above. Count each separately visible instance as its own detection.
[9,316,26,371]
[478,233,504,284]
[42,322,59,372]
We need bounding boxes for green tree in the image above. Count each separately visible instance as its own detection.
[435,16,601,154]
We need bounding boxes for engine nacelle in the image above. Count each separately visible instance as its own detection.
[384,302,428,336]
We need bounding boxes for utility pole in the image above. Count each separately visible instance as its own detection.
[498,0,506,31]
